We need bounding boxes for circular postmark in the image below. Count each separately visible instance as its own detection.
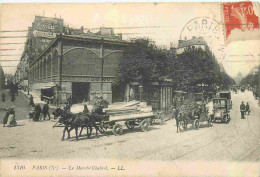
[179,17,226,63]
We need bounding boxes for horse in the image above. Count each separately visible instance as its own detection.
[53,108,78,140]
[53,108,103,140]
[78,112,104,138]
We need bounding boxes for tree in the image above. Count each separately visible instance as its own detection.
[113,38,169,101]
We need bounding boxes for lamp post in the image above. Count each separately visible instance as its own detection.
[139,85,143,101]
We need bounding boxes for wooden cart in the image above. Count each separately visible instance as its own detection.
[100,101,156,135]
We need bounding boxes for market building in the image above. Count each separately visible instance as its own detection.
[29,32,128,105]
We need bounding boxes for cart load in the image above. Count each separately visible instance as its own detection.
[100,101,155,135]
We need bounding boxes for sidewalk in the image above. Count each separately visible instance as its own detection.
[20,90,57,109]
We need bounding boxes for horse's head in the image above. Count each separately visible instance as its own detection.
[53,108,69,123]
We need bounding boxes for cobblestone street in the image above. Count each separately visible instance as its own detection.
[0,90,259,161]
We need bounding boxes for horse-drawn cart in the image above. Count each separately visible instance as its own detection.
[100,101,156,135]
[176,101,211,132]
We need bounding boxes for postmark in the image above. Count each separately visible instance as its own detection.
[179,16,226,63]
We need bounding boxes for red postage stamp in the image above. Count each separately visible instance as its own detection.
[222,1,259,40]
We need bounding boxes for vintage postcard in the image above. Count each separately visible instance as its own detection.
[0,2,259,177]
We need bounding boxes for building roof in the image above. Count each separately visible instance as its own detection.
[31,33,130,66]
[178,37,206,48]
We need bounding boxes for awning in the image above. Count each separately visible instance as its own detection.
[35,82,56,90]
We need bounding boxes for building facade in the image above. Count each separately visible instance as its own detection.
[0,65,5,90]
[29,34,128,105]
[176,36,209,54]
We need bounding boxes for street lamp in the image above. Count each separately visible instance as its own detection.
[139,85,143,101]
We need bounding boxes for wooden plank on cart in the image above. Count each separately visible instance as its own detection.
[109,112,154,121]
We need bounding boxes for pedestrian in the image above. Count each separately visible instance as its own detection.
[245,102,250,115]
[11,92,15,102]
[42,101,50,120]
[82,104,89,115]
[240,101,246,119]
[1,106,16,127]
[67,96,72,107]
[29,95,34,107]
[1,92,5,102]
[34,104,41,121]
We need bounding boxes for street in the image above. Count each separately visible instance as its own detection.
[0,90,31,121]
[0,90,259,161]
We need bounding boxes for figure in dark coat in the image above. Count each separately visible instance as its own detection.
[34,104,41,121]
[245,102,250,115]
[1,92,5,102]
[42,101,50,120]
[29,95,34,107]
[240,101,246,119]
[2,106,16,127]
[11,92,15,102]
[67,96,72,107]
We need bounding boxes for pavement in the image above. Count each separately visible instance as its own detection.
[0,90,259,162]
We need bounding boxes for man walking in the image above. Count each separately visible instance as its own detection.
[10,91,15,102]
[42,101,50,120]
[29,95,34,107]
[245,102,250,115]
[240,101,246,119]
[34,104,41,121]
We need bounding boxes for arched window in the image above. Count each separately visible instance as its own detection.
[37,63,40,79]
[103,52,122,76]
[47,55,51,77]
[39,61,42,79]
[43,58,47,78]
[62,48,100,76]
[52,50,58,76]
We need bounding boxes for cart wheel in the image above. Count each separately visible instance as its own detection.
[112,124,123,136]
[193,119,200,129]
[140,119,150,132]
[125,121,135,130]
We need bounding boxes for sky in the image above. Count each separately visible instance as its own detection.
[0,2,259,77]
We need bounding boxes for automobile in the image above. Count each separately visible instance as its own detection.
[212,98,230,123]
[241,87,245,92]
[218,91,232,109]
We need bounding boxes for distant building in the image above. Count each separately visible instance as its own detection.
[0,65,5,90]
[175,36,209,55]
[234,71,243,85]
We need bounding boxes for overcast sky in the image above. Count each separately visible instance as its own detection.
[0,3,259,77]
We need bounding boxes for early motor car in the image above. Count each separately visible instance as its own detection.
[218,91,232,109]
[212,98,230,123]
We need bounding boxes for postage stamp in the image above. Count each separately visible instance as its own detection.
[222,1,259,42]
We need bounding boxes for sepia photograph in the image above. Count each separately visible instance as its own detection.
[0,1,259,177]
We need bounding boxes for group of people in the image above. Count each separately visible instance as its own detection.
[240,101,250,119]
[1,91,16,102]
[29,95,51,121]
